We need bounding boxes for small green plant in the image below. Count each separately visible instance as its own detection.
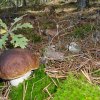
[0,16,33,49]
[53,73,100,100]
[73,24,92,38]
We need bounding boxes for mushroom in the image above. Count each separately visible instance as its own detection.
[0,48,39,86]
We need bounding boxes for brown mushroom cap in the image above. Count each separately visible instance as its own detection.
[0,48,39,80]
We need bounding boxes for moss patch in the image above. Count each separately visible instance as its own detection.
[73,24,92,39]
[9,66,57,100]
[53,74,100,100]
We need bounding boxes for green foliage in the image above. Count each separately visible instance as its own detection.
[0,16,33,49]
[11,17,23,26]
[11,34,28,48]
[15,28,42,43]
[11,23,33,32]
[73,24,92,38]
[53,74,100,100]
[0,19,8,30]
[9,66,57,100]
[0,34,8,48]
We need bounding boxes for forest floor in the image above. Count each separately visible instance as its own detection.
[0,1,100,100]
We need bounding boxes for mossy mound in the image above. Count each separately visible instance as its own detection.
[9,66,57,100]
[53,74,100,100]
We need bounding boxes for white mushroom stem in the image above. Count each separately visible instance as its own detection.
[10,71,32,86]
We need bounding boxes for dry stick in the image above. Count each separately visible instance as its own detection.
[29,74,35,80]
[92,77,100,80]
[45,65,67,75]
[81,69,92,84]
[0,86,6,88]
[46,96,52,100]
[85,51,94,61]
[3,85,11,99]
[57,19,70,24]
[23,82,28,100]
[45,69,59,73]
[23,82,25,100]
[50,77,58,87]
[49,19,82,45]
[0,96,7,100]
[47,72,66,78]
[6,86,11,99]
[91,69,100,74]
[56,78,60,84]
[3,83,10,96]
[49,24,59,45]
[31,84,34,100]
[93,80,100,84]
[92,78,100,86]
[33,76,46,84]
[64,53,85,59]
[77,59,90,71]
[43,83,53,99]
[37,21,41,35]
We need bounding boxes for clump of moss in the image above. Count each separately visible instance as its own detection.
[53,74,100,100]
[73,24,92,39]
[9,66,57,100]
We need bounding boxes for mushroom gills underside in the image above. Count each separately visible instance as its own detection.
[10,71,32,86]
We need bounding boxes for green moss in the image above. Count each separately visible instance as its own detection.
[53,74,100,100]
[73,24,92,39]
[9,66,57,100]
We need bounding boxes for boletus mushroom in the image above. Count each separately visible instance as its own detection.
[0,48,39,86]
